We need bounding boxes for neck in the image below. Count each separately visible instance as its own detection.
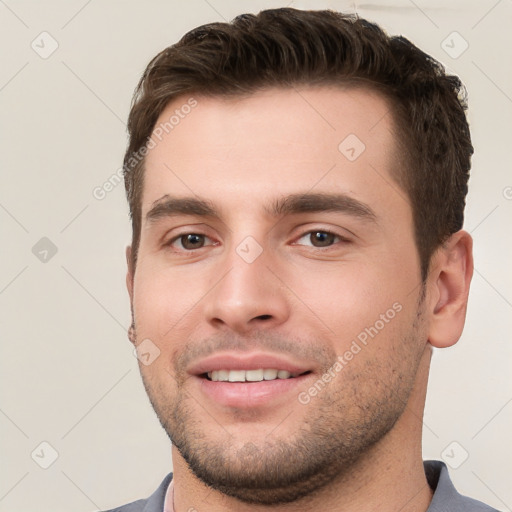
[171,346,434,512]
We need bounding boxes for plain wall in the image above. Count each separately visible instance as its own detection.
[1,1,511,510]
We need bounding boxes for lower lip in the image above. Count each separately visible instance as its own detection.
[196,374,312,409]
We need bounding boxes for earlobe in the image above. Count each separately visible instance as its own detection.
[427,230,473,348]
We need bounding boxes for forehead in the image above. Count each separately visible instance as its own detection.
[142,86,406,218]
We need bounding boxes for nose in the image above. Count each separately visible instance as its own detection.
[203,243,290,334]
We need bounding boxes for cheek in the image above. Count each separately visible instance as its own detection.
[284,256,418,353]
[132,260,214,344]
[133,264,181,338]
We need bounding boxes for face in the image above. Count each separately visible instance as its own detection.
[128,87,429,504]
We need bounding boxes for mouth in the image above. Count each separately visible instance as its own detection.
[189,352,315,408]
[203,369,311,382]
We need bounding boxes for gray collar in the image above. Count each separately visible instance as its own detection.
[116,460,498,511]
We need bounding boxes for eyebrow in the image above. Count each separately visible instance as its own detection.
[145,192,377,224]
[267,192,377,221]
[146,196,218,224]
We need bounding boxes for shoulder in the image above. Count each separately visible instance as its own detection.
[101,498,147,512]
[100,473,173,512]
[425,460,501,512]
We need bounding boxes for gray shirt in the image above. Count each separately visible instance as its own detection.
[102,460,500,511]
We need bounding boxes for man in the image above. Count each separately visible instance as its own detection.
[106,7,498,512]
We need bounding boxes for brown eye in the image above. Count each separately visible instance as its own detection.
[309,231,337,247]
[178,234,206,250]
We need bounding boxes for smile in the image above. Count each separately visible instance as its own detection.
[205,369,309,382]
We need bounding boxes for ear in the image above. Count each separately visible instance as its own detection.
[427,230,473,348]
[126,245,134,305]
[125,246,137,345]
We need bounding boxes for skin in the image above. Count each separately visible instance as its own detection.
[126,87,473,512]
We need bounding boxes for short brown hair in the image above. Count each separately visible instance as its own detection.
[123,8,473,279]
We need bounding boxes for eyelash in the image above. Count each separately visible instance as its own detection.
[164,229,350,252]
[294,229,349,248]
[165,233,216,251]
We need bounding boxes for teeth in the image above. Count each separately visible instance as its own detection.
[211,370,228,381]
[263,369,278,380]
[207,369,297,382]
[246,369,264,381]
[228,370,245,382]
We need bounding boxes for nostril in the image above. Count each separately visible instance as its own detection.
[256,314,272,320]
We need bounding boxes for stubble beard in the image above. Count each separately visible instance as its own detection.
[139,311,426,506]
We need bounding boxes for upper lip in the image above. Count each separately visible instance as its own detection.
[188,352,312,376]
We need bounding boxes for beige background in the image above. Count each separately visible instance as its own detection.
[1,0,511,510]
